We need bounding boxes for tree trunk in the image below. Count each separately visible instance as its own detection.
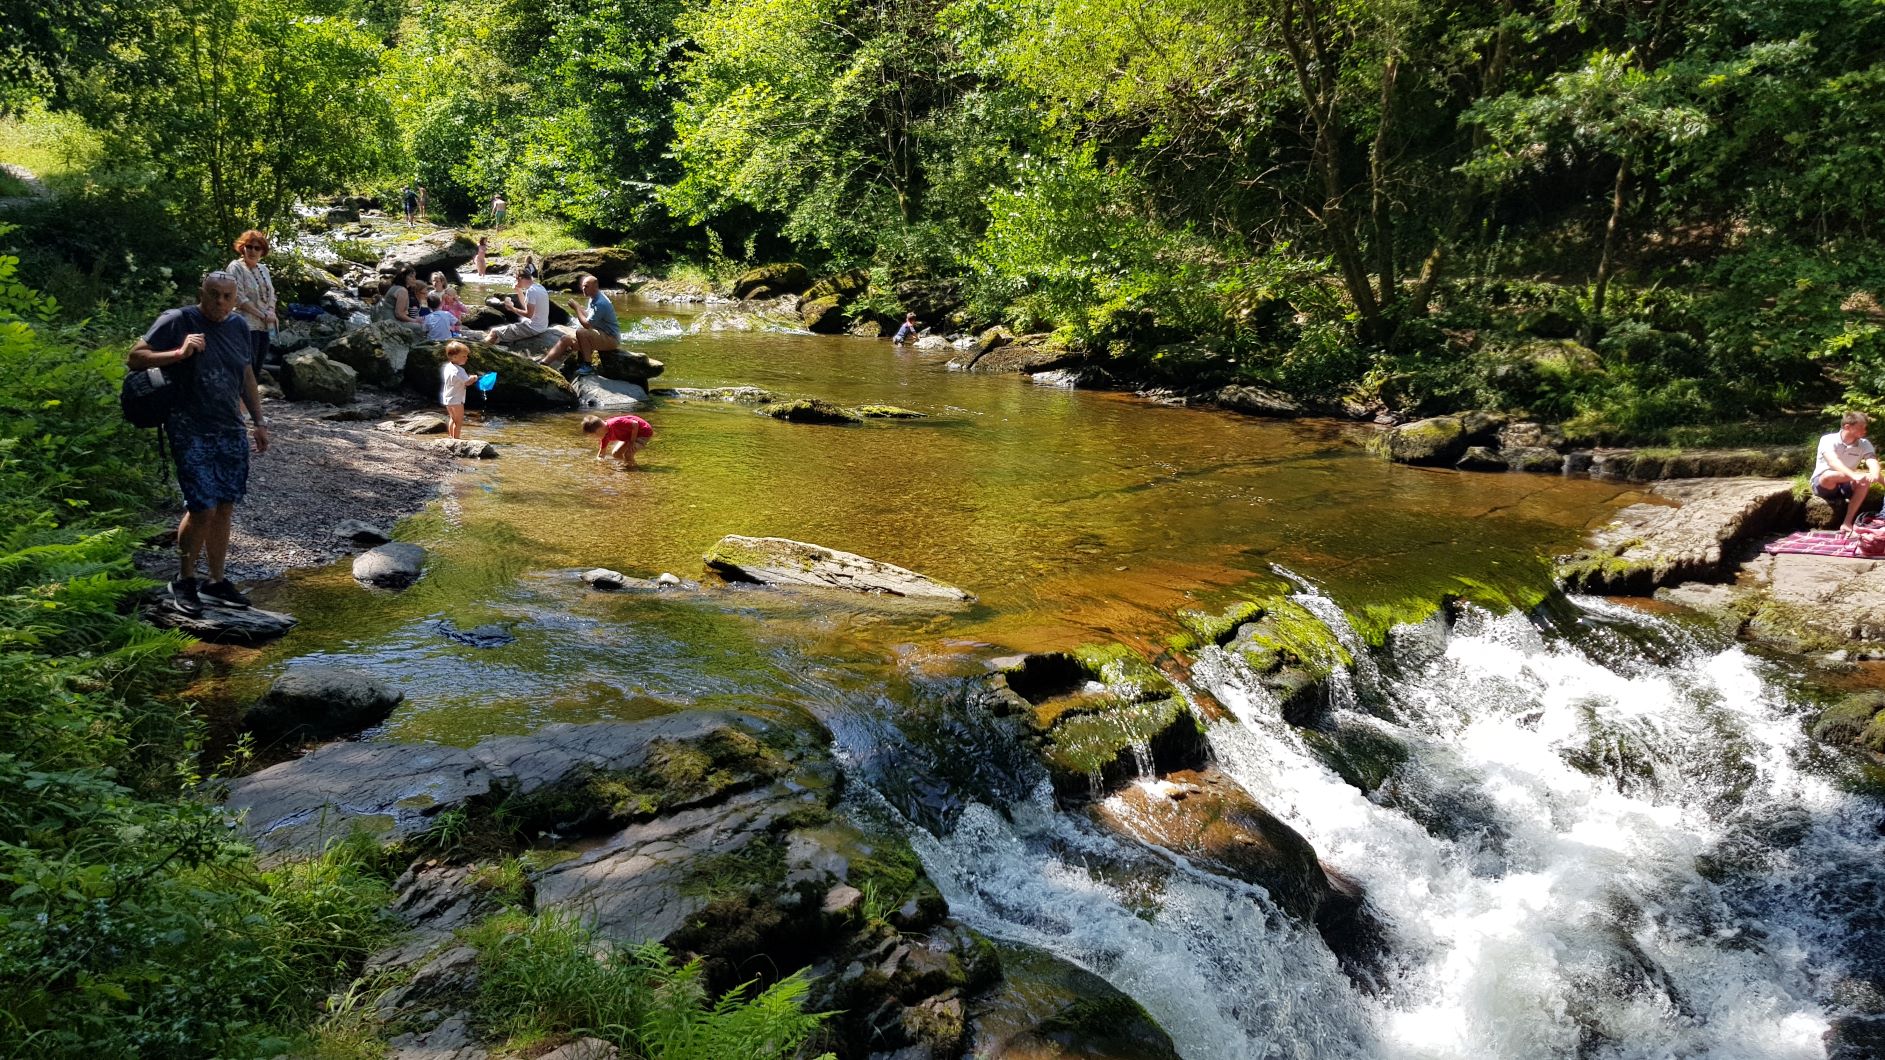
[1586,152,1630,346]
[1369,54,1399,313]
[1413,2,1512,313]
[1276,0,1383,341]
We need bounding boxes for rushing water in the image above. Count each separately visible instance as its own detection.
[235,297,1885,1057]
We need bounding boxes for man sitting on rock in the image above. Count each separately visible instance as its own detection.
[1814,411,1883,535]
[538,273,619,375]
[478,265,549,348]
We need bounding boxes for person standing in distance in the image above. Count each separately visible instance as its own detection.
[402,184,419,225]
[129,271,270,615]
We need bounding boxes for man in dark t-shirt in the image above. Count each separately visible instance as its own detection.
[130,271,270,616]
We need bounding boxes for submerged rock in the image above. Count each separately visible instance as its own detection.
[762,397,860,424]
[704,535,975,601]
[434,619,515,648]
[852,404,926,419]
[581,568,665,592]
[1556,477,1801,595]
[653,385,775,404]
[354,542,427,588]
[966,943,1180,1060]
[244,665,403,742]
[150,601,298,645]
[1093,765,1362,938]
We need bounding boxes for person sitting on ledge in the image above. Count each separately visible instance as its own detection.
[1814,410,1883,536]
[477,265,549,347]
[538,274,619,375]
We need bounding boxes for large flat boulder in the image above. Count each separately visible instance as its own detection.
[1589,446,1807,481]
[954,336,1081,374]
[224,741,495,856]
[541,246,637,286]
[403,340,577,409]
[575,375,647,409]
[704,535,975,601]
[1557,478,1801,594]
[379,231,477,276]
[325,320,418,387]
[281,348,357,405]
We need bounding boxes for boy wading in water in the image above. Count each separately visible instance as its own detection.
[440,341,472,439]
[584,414,652,468]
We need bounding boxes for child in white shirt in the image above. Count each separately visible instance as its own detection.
[440,340,471,439]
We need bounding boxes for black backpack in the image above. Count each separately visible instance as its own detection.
[120,358,194,428]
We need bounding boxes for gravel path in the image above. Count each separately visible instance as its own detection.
[138,391,459,583]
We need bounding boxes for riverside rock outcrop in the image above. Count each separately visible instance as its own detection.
[1556,477,1801,594]
[704,536,976,601]
[403,340,577,409]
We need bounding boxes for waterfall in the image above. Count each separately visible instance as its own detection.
[1197,594,1879,1059]
[900,593,1882,1058]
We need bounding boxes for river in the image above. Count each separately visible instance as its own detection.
[234,297,1885,1058]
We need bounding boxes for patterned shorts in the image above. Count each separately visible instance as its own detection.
[172,430,250,512]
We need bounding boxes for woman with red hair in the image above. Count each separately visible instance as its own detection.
[226,229,278,372]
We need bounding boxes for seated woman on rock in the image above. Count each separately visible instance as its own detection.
[372,265,428,336]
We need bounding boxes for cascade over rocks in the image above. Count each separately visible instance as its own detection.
[978,644,1206,799]
[1557,477,1801,594]
[704,535,975,601]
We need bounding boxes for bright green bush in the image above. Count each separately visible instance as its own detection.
[469,908,832,1059]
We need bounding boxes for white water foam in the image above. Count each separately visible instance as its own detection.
[909,786,1381,1059]
[1193,595,1872,1059]
[621,316,685,341]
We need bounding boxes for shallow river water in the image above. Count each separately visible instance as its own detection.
[235,299,1885,1058]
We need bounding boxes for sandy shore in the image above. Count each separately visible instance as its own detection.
[137,390,458,584]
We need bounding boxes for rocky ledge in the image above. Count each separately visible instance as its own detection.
[1556,478,1801,595]
[224,709,1178,1059]
[704,535,975,601]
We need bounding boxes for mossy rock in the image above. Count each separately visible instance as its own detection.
[801,294,845,333]
[1042,695,1206,797]
[1228,597,1352,679]
[804,268,869,303]
[732,262,810,299]
[1384,415,1468,466]
[1171,600,1264,651]
[1815,693,1885,750]
[763,398,861,425]
[968,943,1180,1060]
[853,404,926,419]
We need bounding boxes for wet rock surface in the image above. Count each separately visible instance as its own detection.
[704,535,976,601]
[574,375,648,409]
[224,741,494,856]
[1557,478,1800,594]
[966,943,1181,1060]
[763,397,862,424]
[404,340,577,409]
[244,665,403,742]
[149,600,298,644]
[354,541,428,588]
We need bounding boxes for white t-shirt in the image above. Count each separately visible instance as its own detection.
[1814,431,1877,483]
[524,283,549,329]
[440,361,471,407]
[424,311,455,342]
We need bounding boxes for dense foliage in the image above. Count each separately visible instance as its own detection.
[13,0,1885,435]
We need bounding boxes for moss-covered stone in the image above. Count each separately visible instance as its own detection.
[1816,693,1885,751]
[731,262,810,298]
[852,404,926,419]
[1172,600,1265,651]
[1384,415,1468,466]
[762,397,861,425]
[1300,721,1409,793]
[1228,597,1352,679]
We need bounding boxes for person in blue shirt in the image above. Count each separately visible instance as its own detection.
[129,271,270,616]
[539,273,621,375]
[893,312,918,344]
